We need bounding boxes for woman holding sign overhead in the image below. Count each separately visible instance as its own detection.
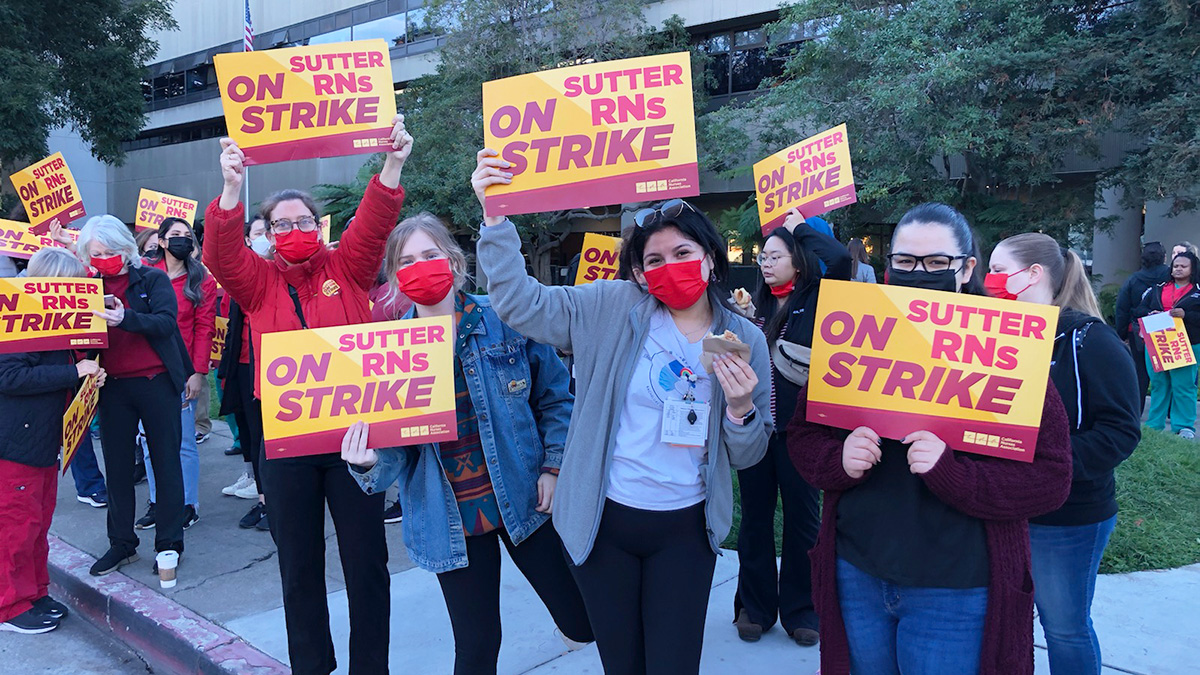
[471,149,772,674]
[788,203,1073,675]
[202,115,412,675]
[1133,251,1200,439]
[988,233,1141,675]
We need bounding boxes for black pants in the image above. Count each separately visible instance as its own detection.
[260,452,390,675]
[229,364,264,489]
[734,431,820,633]
[569,500,716,675]
[437,522,593,675]
[97,374,184,553]
[1131,339,1150,412]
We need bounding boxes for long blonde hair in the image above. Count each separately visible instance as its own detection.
[996,233,1102,317]
[382,212,470,308]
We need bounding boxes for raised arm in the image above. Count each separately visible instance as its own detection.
[203,138,272,312]
[786,212,853,281]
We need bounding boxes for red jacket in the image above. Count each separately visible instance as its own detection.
[202,175,405,396]
[147,257,218,375]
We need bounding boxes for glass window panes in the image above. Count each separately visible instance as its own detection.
[407,8,433,42]
[705,52,729,96]
[734,29,764,47]
[353,14,406,44]
[704,34,730,53]
[307,27,352,45]
[730,46,769,92]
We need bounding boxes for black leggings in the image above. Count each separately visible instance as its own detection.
[437,522,593,675]
[229,364,263,490]
[569,499,716,675]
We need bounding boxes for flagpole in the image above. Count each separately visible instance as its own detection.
[242,0,253,213]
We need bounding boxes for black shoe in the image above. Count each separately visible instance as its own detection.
[134,503,156,530]
[383,501,404,524]
[182,505,199,530]
[76,493,108,508]
[239,502,266,529]
[224,444,242,456]
[132,463,147,486]
[0,609,59,634]
[89,547,139,576]
[254,512,271,532]
[196,432,211,444]
[31,596,68,620]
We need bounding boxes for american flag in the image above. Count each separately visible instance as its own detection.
[243,1,254,52]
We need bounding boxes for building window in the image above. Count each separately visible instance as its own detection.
[698,22,813,97]
[307,27,352,45]
[353,14,407,46]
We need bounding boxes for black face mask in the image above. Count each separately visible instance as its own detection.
[166,236,194,260]
[887,268,959,292]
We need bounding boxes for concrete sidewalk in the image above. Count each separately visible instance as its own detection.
[47,420,1199,673]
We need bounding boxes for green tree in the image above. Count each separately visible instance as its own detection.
[0,1,175,169]
[702,0,1198,247]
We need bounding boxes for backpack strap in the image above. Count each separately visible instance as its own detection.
[287,285,308,329]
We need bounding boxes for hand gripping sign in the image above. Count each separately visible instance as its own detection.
[0,278,107,353]
[806,281,1058,462]
[483,52,699,217]
[135,189,199,231]
[214,39,398,165]
[259,317,458,459]
[9,153,87,235]
[753,124,856,235]
[1140,314,1195,373]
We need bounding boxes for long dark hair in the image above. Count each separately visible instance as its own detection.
[1172,251,1200,287]
[147,217,208,307]
[618,201,733,316]
[847,238,869,278]
[753,227,819,343]
[892,203,986,296]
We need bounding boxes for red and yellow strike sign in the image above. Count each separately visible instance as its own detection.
[135,189,198,231]
[574,233,621,285]
[483,52,699,217]
[753,124,856,235]
[0,278,107,354]
[9,153,87,235]
[62,367,101,475]
[807,281,1057,462]
[319,214,332,243]
[0,218,59,260]
[259,316,457,459]
[214,39,398,166]
[211,316,230,366]
[1141,315,1195,372]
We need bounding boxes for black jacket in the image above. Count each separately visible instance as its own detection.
[1032,308,1141,526]
[1133,281,1200,346]
[110,265,194,394]
[216,297,253,416]
[1115,266,1169,341]
[0,350,80,467]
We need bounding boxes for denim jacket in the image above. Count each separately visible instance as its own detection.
[348,293,573,573]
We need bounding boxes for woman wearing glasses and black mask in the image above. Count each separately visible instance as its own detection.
[731,208,851,647]
[787,203,1073,675]
[201,116,413,675]
[472,150,771,674]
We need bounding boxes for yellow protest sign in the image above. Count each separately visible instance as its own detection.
[1141,315,1195,372]
[62,365,101,475]
[211,316,230,366]
[9,153,88,234]
[0,278,107,354]
[320,214,332,243]
[807,281,1057,462]
[574,233,621,285]
[0,218,58,260]
[259,317,457,459]
[135,189,199,231]
[483,52,699,217]
[753,124,856,235]
[214,39,398,165]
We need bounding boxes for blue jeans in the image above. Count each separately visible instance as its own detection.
[836,558,989,675]
[1029,516,1117,675]
[144,394,199,507]
[70,431,107,499]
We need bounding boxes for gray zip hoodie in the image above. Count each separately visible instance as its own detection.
[477,221,773,565]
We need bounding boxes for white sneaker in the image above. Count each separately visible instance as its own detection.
[1179,428,1196,440]
[233,482,260,500]
[222,473,252,496]
[555,627,590,652]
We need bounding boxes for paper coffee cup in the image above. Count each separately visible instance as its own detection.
[156,551,179,588]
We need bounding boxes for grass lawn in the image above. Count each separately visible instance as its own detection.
[724,427,1200,574]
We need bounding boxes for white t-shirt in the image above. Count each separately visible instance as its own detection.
[607,308,712,510]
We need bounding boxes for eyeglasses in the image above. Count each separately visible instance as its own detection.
[270,216,318,235]
[634,199,699,228]
[756,253,788,267]
[886,253,968,273]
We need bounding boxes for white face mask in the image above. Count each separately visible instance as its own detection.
[250,235,272,258]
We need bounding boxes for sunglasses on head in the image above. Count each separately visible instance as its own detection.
[634,199,699,228]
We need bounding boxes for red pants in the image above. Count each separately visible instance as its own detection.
[0,459,57,622]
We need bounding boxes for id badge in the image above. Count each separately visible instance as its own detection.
[661,399,709,447]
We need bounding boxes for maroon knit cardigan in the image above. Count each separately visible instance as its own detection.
[787,383,1072,675]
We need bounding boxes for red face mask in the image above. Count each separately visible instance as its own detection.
[91,254,125,277]
[769,279,795,298]
[273,229,322,264]
[984,267,1031,300]
[643,259,709,310]
[395,258,455,306]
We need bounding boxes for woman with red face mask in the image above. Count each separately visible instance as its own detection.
[469,150,772,674]
[201,115,412,675]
